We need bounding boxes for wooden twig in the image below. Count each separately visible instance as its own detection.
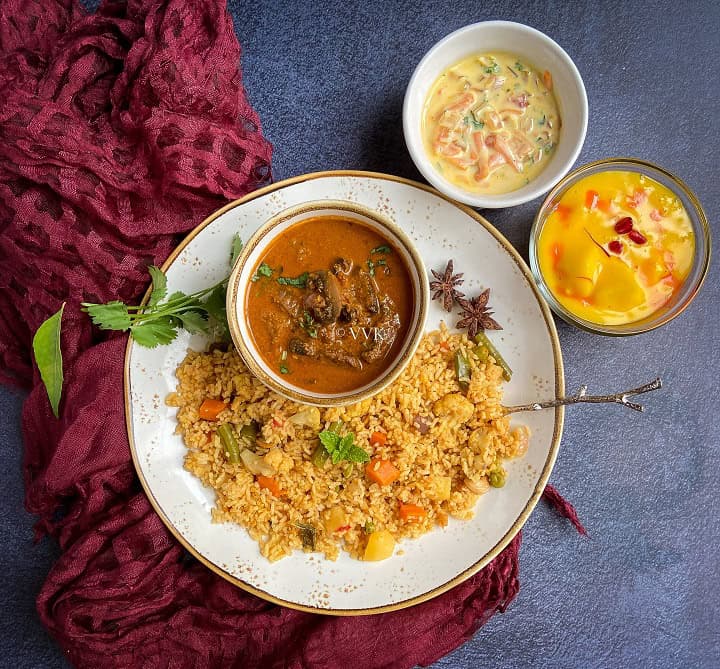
[505,377,663,414]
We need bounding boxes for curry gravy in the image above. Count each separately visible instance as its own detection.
[245,216,414,393]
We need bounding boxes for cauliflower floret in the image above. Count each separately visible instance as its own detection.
[468,428,493,455]
[263,448,293,475]
[433,392,474,424]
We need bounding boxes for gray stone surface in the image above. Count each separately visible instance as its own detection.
[2,0,718,667]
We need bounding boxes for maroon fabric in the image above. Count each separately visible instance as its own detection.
[0,2,578,667]
[542,484,588,536]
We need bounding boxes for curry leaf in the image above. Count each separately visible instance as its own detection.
[32,303,65,418]
[147,266,167,307]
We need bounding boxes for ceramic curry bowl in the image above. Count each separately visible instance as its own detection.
[226,199,429,406]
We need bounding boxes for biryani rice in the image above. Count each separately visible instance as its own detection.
[166,325,529,562]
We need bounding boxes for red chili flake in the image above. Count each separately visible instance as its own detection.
[628,229,647,245]
[335,525,351,533]
[272,418,283,428]
[614,217,633,234]
[608,240,623,254]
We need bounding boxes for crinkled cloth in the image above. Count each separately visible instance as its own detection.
[0,1,582,667]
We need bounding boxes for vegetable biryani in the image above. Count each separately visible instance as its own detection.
[167,325,529,562]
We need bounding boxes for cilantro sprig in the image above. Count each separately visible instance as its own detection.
[81,233,243,348]
[318,423,370,465]
[34,233,244,417]
[82,278,222,348]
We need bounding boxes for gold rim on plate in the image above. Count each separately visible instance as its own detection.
[124,170,565,616]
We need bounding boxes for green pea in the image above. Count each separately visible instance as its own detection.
[488,467,507,488]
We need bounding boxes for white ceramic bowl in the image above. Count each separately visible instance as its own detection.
[403,21,588,208]
[226,199,429,407]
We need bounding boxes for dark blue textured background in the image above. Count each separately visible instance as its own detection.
[2,1,718,667]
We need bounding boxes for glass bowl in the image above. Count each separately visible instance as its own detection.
[529,158,711,335]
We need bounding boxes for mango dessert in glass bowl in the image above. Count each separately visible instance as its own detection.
[529,158,710,335]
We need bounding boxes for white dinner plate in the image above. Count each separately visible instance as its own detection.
[125,171,564,614]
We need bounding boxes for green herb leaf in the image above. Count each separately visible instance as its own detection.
[301,310,318,338]
[81,300,131,331]
[318,427,369,465]
[129,319,178,348]
[319,430,341,452]
[514,61,525,72]
[464,114,485,130]
[230,234,243,267]
[484,62,500,74]
[370,245,391,255]
[366,259,376,277]
[252,263,273,281]
[349,445,370,463]
[203,283,229,338]
[166,291,186,303]
[295,522,316,550]
[332,433,355,464]
[147,266,167,307]
[81,236,234,349]
[176,310,210,334]
[277,272,309,288]
[279,363,289,374]
[32,303,65,418]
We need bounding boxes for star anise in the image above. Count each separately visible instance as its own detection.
[456,289,502,339]
[429,260,465,312]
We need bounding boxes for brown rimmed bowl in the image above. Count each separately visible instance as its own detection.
[226,199,429,406]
